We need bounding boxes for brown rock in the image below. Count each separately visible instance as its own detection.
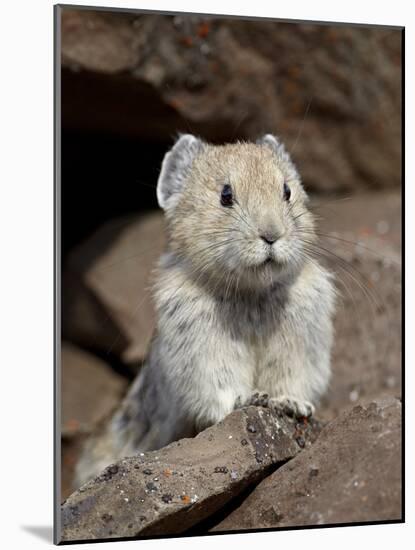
[62,212,165,365]
[313,192,402,419]
[61,342,127,433]
[61,8,401,193]
[62,433,88,502]
[59,407,321,542]
[212,397,402,531]
[62,270,129,360]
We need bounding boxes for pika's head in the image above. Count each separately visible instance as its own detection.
[157,134,316,291]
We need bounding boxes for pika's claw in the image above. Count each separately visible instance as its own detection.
[268,396,315,418]
[234,390,270,410]
[248,391,270,407]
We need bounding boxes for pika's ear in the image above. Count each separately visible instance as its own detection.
[257,134,291,164]
[256,133,300,181]
[157,134,205,210]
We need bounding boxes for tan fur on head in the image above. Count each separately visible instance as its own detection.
[160,135,316,291]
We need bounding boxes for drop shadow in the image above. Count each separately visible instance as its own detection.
[21,525,53,543]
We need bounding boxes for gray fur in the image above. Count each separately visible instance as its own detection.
[75,134,336,488]
[156,134,205,210]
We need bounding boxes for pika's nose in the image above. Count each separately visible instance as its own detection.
[260,232,280,245]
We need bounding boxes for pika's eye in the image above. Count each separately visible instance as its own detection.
[283,182,291,201]
[220,184,234,207]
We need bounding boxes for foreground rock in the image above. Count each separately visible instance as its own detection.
[61,9,401,193]
[212,398,402,531]
[61,342,128,435]
[60,406,320,542]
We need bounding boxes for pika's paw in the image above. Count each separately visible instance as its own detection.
[234,390,269,409]
[268,396,315,418]
[247,391,270,407]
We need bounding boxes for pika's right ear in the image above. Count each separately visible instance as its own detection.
[157,134,204,210]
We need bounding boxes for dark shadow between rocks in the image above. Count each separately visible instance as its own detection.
[185,457,291,535]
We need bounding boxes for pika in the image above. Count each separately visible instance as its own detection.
[74,134,336,487]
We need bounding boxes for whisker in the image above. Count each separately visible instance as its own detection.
[300,240,382,318]
[291,95,313,155]
[296,227,400,266]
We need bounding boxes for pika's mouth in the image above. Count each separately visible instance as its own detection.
[247,252,279,271]
[258,255,276,269]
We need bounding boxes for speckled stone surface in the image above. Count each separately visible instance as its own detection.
[213,397,402,531]
[60,406,320,542]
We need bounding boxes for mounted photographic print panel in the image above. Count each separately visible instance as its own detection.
[54,4,403,544]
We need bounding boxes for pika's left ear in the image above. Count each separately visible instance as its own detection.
[256,134,300,182]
